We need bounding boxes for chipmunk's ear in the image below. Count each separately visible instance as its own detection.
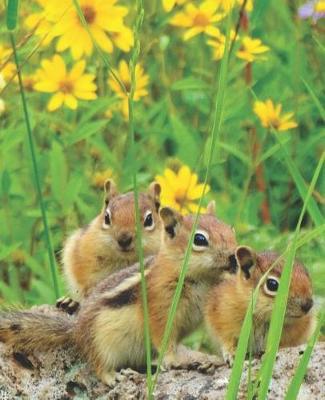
[235,246,257,279]
[159,207,182,239]
[206,200,216,216]
[148,181,161,212]
[104,179,118,205]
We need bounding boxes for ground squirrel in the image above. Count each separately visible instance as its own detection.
[205,246,316,364]
[0,204,237,386]
[61,179,161,303]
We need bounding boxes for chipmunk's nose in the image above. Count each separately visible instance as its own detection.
[117,233,133,250]
[301,298,313,314]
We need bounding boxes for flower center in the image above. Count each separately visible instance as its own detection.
[193,12,209,27]
[82,6,96,24]
[174,188,188,207]
[269,118,280,129]
[123,80,131,93]
[59,80,74,94]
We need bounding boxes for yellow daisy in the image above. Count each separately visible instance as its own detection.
[34,55,97,111]
[170,1,224,41]
[207,29,236,60]
[92,169,114,189]
[253,99,298,132]
[50,0,129,59]
[236,36,269,62]
[162,0,188,12]
[0,45,16,83]
[315,0,325,12]
[107,60,149,118]
[24,0,56,46]
[155,165,210,215]
[110,26,134,53]
[216,0,253,12]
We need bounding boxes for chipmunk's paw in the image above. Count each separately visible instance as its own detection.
[162,346,223,374]
[222,350,234,368]
[56,296,80,315]
[98,371,118,388]
[118,368,141,381]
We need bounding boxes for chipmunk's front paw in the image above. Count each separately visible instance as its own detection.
[56,296,80,315]
[222,350,234,368]
[98,371,118,387]
[162,346,223,374]
[118,368,141,380]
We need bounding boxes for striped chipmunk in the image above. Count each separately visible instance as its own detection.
[0,203,237,386]
[205,245,316,365]
[57,179,162,313]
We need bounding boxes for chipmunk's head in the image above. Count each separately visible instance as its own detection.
[159,202,237,280]
[235,246,314,320]
[99,180,162,260]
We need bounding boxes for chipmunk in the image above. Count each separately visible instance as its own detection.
[60,179,162,307]
[205,246,316,364]
[0,204,237,386]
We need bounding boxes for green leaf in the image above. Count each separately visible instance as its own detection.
[171,77,208,91]
[50,141,67,205]
[284,312,324,400]
[65,120,107,146]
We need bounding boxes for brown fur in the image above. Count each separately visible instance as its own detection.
[73,207,237,381]
[62,181,161,298]
[205,248,315,360]
[0,207,237,385]
[0,311,75,352]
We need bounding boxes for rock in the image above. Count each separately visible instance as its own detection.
[0,305,324,399]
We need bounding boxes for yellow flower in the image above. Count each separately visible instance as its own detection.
[315,0,325,12]
[92,169,113,189]
[24,0,56,46]
[207,29,236,60]
[162,0,188,12]
[34,55,97,111]
[0,45,16,83]
[107,60,149,118]
[156,165,210,215]
[253,99,298,132]
[170,1,224,41]
[216,0,253,12]
[236,36,269,62]
[110,26,134,52]
[49,0,130,59]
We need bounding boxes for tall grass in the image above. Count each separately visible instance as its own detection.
[226,151,324,399]
[7,2,59,300]
[149,7,234,396]
[127,0,154,395]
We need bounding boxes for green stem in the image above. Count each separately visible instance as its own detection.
[9,33,59,300]
[150,8,234,395]
[128,1,153,397]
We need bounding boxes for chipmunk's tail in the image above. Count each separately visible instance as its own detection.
[0,310,75,352]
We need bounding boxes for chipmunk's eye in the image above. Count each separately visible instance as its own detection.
[264,276,279,296]
[144,211,155,231]
[103,209,111,229]
[193,230,209,251]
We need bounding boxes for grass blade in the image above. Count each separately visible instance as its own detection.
[9,33,59,300]
[226,291,256,399]
[284,311,324,400]
[6,0,19,30]
[302,78,325,121]
[150,8,234,396]
[126,1,153,396]
[256,152,324,399]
